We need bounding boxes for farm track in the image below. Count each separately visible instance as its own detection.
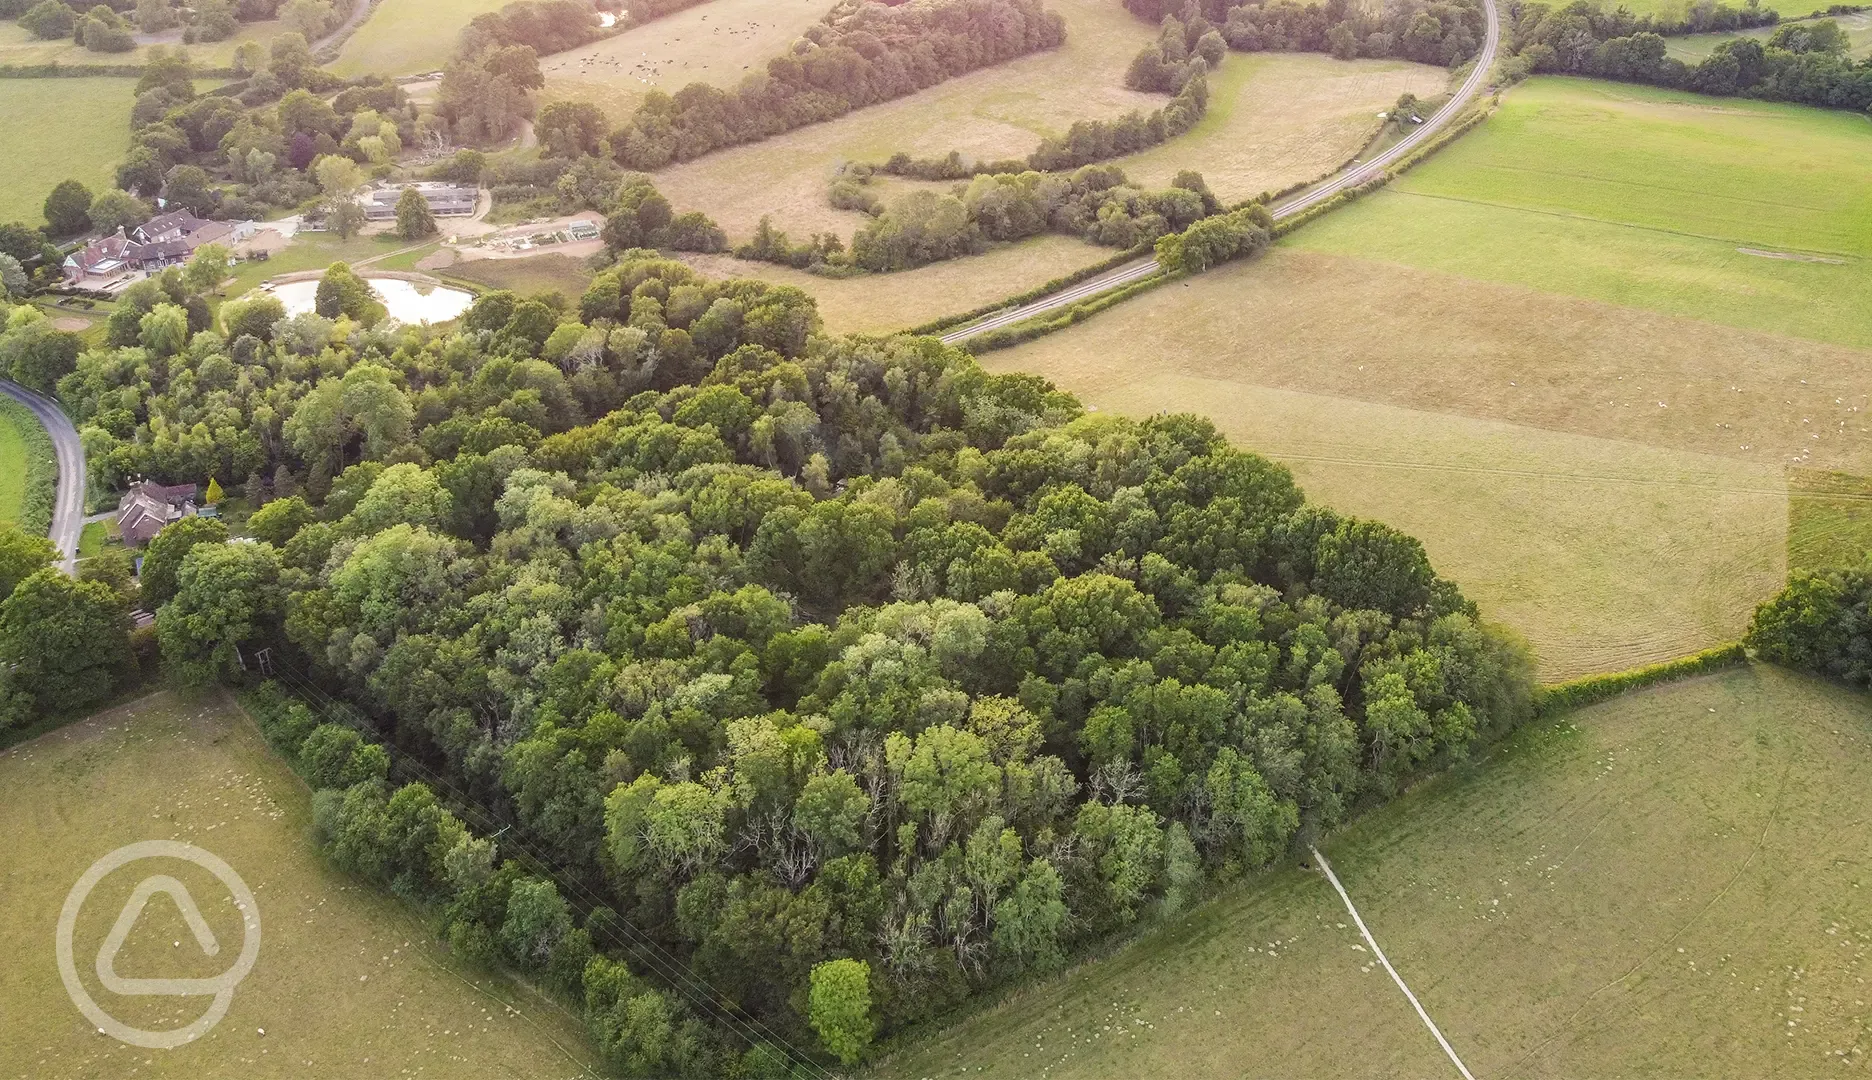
[0,378,85,571]
[940,0,1504,344]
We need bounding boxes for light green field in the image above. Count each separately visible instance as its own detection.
[330,0,511,76]
[542,0,834,120]
[881,665,1872,1079]
[0,396,30,525]
[0,17,288,68]
[0,692,596,1078]
[1289,78,1872,350]
[0,77,135,227]
[1665,12,1872,60]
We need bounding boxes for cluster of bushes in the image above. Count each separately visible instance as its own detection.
[604,0,1066,170]
[1508,3,1872,110]
[733,216,850,272]
[58,247,1535,1071]
[3,0,341,47]
[1153,199,1272,272]
[1748,563,1872,687]
[597,173,728,254]
[458,0,602,58]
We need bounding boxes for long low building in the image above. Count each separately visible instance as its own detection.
[362,182,478,221]
[63,211,255,288]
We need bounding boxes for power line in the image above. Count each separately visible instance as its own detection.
[254,653,835,1079]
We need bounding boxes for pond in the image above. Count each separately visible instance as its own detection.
[266,275,474,325]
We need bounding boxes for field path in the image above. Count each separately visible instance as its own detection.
[941,0,1502,343]
[1313,846,1478,1080]
[0,378,84,571]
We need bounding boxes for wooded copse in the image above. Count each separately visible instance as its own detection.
[0,249,1539,1073]
[1747,562,1872,687]
[1120,0,1489,66]
[1507,2,1872,111]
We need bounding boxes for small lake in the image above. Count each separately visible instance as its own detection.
[267,275,474,325]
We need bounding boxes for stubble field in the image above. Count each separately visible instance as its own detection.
[982,76,1872,678]
[880,665,1872,1079]
[0,692,595,1079]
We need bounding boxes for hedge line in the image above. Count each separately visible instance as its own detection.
[0,62,239,78]
[0,395,57,539]
[901,243,1154,337]
[1533,643,1748,718]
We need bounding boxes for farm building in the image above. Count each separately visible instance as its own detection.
[115,480,200,546]
[361,182,478,221]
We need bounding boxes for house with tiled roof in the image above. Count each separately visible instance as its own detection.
[116,480,199,546]
[62,213,254,288]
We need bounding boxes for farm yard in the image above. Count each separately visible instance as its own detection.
[0,692,595,1079]
[541,0,836,120]
[987,75,1872,679]
[0,78,134,227]
[879,665,1872,1079]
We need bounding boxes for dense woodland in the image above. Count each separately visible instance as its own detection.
[1506,2,1872,110]
[0,248,1536,1072]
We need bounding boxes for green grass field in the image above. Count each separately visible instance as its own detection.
[0,692,596,1078]
[880,664,1872,1078]
[330,0,511,76]
[1289,78,1872,350]
[0,395,33,527]
[1611,0,1833,17]
[0,78,135,227]
[1789,469,1872,573]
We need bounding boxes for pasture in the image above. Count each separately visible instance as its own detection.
[542,0,835,120]
[0,692,596,1078]
[329,0,510,76]
[0,78,134,227]
[880,664,1872,1079]
[1289,78,1872,350]
[1788,468,1872,574]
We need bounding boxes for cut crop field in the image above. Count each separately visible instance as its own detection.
[0,77,135,227]
[1117,52,1448,204]
[1289,78,1872,350]
[678,234,1102,334]
[0,692,595,1078]
[647,0,1158,242]
[880,664,1872,1079]
[330,0,510,76]
[984,77,1872,677]
[542,0,835,120]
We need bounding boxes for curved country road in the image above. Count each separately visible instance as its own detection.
[941,0,1501,344]
[0,379,86,572]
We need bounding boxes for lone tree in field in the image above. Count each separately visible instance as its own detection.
[808,958,875,1066]
[395,187,438,241]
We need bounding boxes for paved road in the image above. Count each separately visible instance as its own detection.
[0,379,86,572]
[941,0,1501,344]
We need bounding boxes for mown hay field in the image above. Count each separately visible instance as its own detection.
[0,692,595,1078]
[880,665,1872,1079]
[541,0,835,120]
[985,77,1872,678]
[0,77,134,226]
[329,0,511,76]
[1117,52,1448,204]
[1290,78,1872,350]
